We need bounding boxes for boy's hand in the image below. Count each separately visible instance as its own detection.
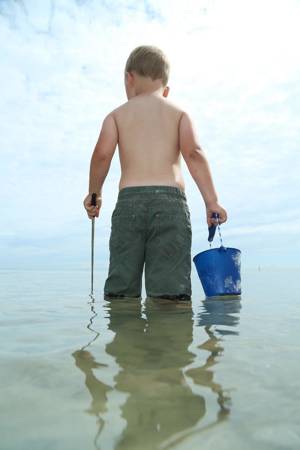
[206,202,227,227]
[83,194,102,219]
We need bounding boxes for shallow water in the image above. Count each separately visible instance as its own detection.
[0,267,300,450]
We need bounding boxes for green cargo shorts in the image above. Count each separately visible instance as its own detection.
[103,185,192,300]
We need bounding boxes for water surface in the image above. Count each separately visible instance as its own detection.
[0,268,299,450]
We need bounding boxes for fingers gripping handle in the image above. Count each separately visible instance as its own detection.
[91,193,97,207]
[208,212,220,242]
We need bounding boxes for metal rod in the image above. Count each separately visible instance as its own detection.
[91,217,95,296]
[90,193,97,297]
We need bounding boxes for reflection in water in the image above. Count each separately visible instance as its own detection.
[186,298,242,424]
[71,295,110,449]
[83,294,100,349]
[198,297,241,332]
[106,298,203,450]
[71,296,241,450]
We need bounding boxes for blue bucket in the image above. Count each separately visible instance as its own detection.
[193,213,241,298]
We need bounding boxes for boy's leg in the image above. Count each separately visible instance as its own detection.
[103,196,145,300]
[144,189,192,300]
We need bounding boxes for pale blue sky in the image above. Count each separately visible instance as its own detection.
[0,0,299,270]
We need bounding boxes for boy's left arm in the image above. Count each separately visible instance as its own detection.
[83,112,118,219]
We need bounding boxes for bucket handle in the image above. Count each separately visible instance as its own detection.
[208,212,224,248]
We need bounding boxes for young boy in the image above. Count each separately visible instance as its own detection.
[83,45,227,301]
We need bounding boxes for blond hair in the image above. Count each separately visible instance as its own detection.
[125,45,170,87]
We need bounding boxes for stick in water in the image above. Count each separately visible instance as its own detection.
[90,193,97,297]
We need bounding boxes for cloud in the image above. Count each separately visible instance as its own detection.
[0,0,299,269]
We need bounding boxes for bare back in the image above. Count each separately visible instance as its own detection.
[113,94,185,192]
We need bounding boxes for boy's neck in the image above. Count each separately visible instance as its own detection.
[132,76,165,98]
[135,87,164,97]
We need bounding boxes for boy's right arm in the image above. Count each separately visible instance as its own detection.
[179,111,227,226]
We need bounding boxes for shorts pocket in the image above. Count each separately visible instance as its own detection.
[157,213,192,259]
[110,214,136,252]
[112,199,134,218]
[161,211,191,230]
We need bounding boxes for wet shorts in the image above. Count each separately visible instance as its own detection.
[103,185,192,300]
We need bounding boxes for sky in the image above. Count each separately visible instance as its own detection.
[0,0,299,271]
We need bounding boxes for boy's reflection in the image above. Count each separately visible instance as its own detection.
[71,295,241,449]
[105,298,204,449]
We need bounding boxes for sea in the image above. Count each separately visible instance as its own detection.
[0,267,299,450]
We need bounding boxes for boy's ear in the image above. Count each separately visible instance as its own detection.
[163,86,170,97]
[125,71,134,85]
